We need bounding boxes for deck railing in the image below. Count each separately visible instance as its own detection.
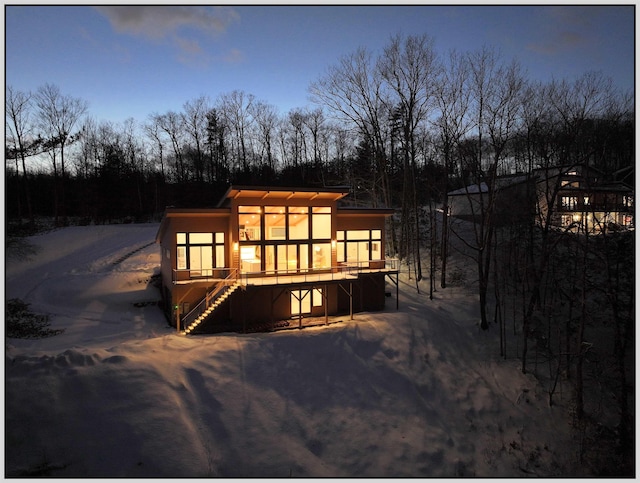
[238,258,399,286]
[173,259,399,287]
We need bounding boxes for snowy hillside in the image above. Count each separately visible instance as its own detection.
[5,223,586,477]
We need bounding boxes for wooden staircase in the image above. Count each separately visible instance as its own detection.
[182,271,240,335]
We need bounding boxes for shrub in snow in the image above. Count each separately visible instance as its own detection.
[6,298,63,339]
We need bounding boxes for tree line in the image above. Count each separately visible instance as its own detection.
[6,36,633,227]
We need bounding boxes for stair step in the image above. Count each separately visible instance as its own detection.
[183,282,241,335]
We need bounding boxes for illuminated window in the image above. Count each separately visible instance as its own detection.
[176,232,225,276]
[561,196,578,210]
[240,245,261,273]
[312,207,331,239]
[265,206,286,240]
[337,229,383,263]
[291,290,311,315]
[288,207,309,240]
[313,288,323,307]
[238,206,261,241]
[312,243,331,269]
[277,244,299,272]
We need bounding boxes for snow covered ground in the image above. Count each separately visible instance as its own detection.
[5,223,586,477]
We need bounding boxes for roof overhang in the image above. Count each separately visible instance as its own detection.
[218,185,350,206]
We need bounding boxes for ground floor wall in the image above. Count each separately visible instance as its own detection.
[162,273,392,333]
[337,273,387,313]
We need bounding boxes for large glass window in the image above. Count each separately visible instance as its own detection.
[237,205,334,274]
[291,290,311,315]
[289,207,309,239]
[561,196,578,210]
[239,206,261,241]
[265,206,286,240]
[312,207,331,239]
[347,241,369,264]
[299,244,309,271]
[177,232,225,276]
[312,243,331,269]
[337,229,383,264]
[240,245,261,273]
[313,288,323,307]
[215,233,225,268]
[277,244,299,272]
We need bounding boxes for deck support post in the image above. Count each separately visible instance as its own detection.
[324,284,328,325]
[350,282,353,320]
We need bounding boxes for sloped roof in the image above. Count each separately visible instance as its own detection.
[447,174,532,196]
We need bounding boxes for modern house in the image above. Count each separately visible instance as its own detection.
[447,164,634,233]
[155,185,399,335]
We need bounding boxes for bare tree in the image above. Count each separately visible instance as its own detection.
[143,114,167,182]
[155,111,186,182]
[287,108,310,168]
[304,107,326,168]
[182,95,211,182]
[217,90,255,173]
[34,83,88,225]
[6,86,35,221]
[250,101,279,171]
[433,50,472,288]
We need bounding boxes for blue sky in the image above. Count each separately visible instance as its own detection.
[5,4,635,126]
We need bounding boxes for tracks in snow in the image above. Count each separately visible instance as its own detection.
[110,241,156,268]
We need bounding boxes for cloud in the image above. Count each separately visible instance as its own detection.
[95,5,238,40]
[526,6,596,55]
[95,6,240,66]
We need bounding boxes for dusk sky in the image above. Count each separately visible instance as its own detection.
[5,4,635,126]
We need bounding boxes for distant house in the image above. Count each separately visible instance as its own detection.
[447,164,634,233]
[534,164,634,233]
[446,174,537,227]
[156,185,398,335]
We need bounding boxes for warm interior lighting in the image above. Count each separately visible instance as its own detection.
[331,239,337,248]
[233,242,239,251]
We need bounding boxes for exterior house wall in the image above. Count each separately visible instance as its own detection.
[157,211,231,322]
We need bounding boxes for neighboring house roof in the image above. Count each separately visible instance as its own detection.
[447,174,532,197]
[560,181,634,193]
